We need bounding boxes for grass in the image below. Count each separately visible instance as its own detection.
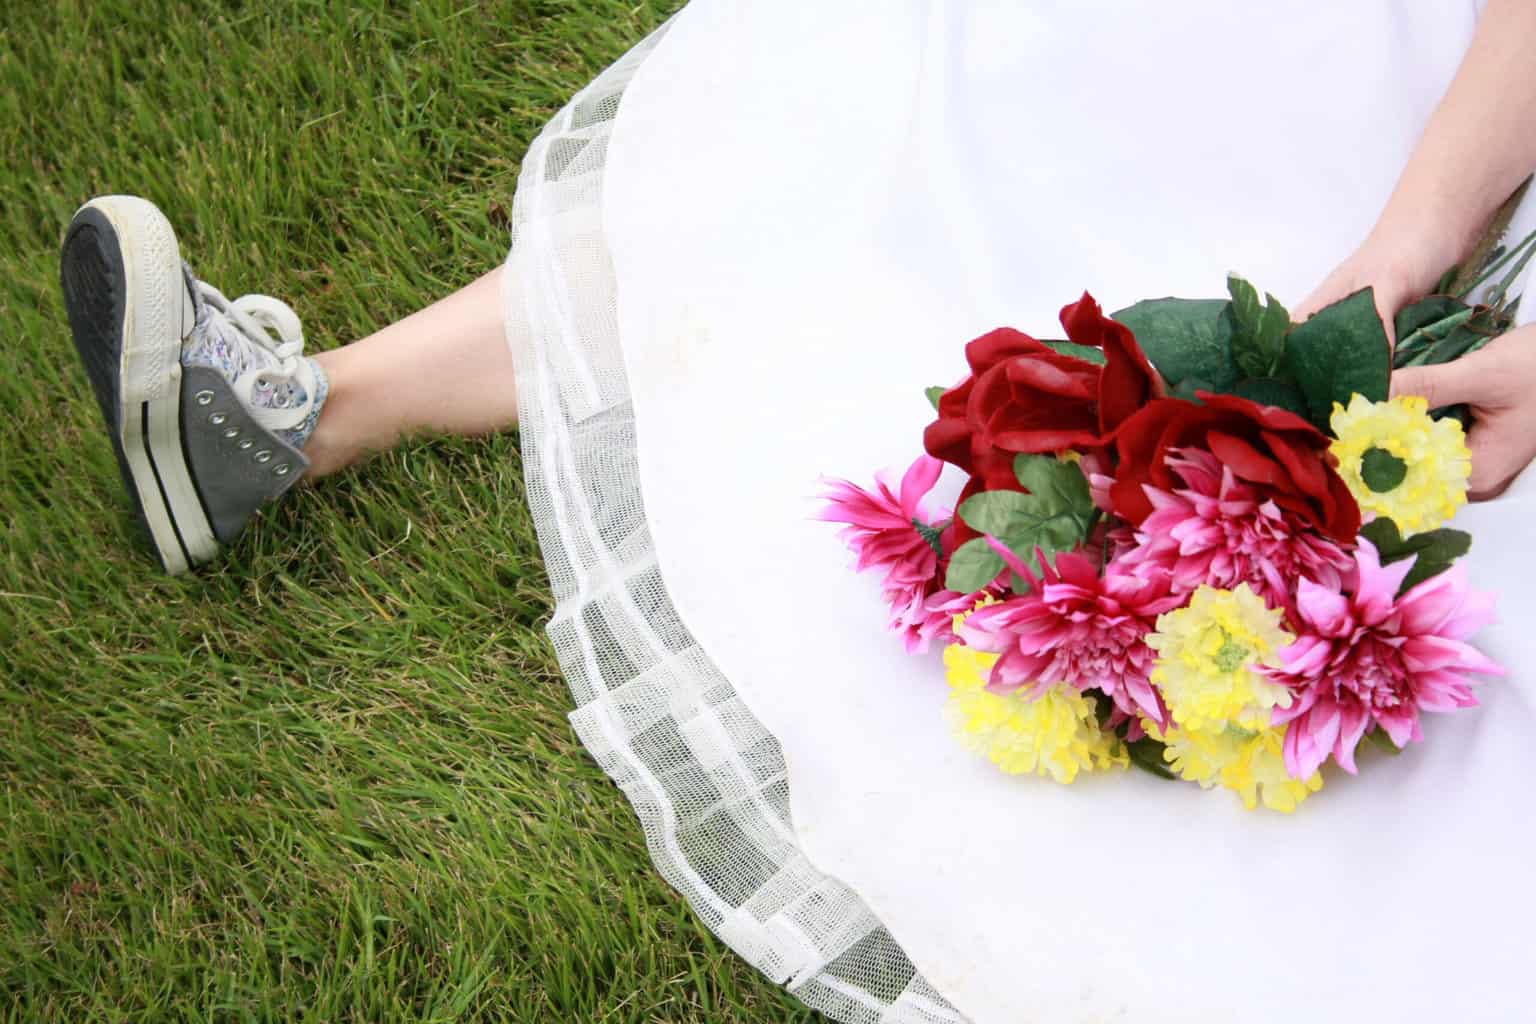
[0,1,818,1020]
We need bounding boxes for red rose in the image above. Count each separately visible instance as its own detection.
[923,293,1159,495]
[1109,393,1361,543]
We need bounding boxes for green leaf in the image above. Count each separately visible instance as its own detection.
[1227,274,1262,343]
[1227,376,1310,418]
[1393,305,1477,368]
[945,537,1005,594]
[953,457,1096,584]
[1281,287,1390,430]
[1013,453,1093,512]
[1112,298,1238,392]
[1170,377,1216,402]
[1358,518,1472,594]
[912,518,946,558]
[1360,448,1407,493]
[1041,339,1107,365]
[1256,293,1290,365]
[1394,295,1465,351]
[1227,276,1290,379]
[1126,736,1178,781]
[925,386,946,412]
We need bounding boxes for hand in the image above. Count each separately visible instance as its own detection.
[1391,326,1536,500]
[1292,227,1456,344]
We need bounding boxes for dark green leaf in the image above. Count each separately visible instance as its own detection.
[1126,736,1178,780]
[1041,339,1107,365]
[1281,287,1390,430]
[1358,518,1472,594]
[1360,448,1407,493]
[945,537,1005,594]
[1227,376,1310,418]
[925,385,946,412]
[1394,295,1465,350]
[1112,298,1238,392]
[1393,306,1477,368]
[913,518,946,558]
[1171,378,1216,402]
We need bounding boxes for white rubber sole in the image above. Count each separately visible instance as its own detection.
[71,196,218,573]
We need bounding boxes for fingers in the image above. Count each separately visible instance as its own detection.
[1389,353,1490,408]
[1467,428,1521,501]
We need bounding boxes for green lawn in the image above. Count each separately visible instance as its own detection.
[0,2,816,1020]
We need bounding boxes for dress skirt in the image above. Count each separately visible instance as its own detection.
[504,4,1536,1022]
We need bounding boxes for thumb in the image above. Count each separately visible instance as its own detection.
[1390,353,1489,408]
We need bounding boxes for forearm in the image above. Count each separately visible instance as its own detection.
[1373,0,1536,271]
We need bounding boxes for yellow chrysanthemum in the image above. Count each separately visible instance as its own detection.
[1145,584,1293,733]
[942,641,1126,784]
[1330,393,1470,534]
[1161,724,1322,813]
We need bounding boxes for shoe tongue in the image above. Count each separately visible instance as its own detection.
[182,267,281,383]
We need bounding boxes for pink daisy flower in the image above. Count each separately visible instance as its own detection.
[819,455,956,652]
[958,548,1184,725]
[1116,447,1352,609]
[1266,540,1503,778]
[890,586,984,653]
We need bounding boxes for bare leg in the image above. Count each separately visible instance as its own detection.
[304,266,515,477]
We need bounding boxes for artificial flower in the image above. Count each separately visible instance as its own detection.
[957,549,1183,725]
[1159,722,1322,813]
[1116,447,1352,609]
[1110,393,1361,543]
[819,455,953,652]
[1267,540,1503,777]
[1329,393,1471,535]
[1145,583,1294,733]
[923,293,1159,496]
[943,637,1126,782]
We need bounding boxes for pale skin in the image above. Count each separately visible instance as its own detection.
[305,0,1536,499]
[1296,0,1536,499]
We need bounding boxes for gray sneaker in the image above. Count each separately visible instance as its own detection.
[60,195,329,573]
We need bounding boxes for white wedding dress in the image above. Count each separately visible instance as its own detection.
[504,3,1536,1021]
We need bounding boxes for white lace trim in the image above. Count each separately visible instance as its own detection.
[500,20,967,1024]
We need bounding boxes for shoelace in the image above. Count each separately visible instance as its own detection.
[195,280,307,401]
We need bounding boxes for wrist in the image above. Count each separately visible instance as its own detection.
[1360,199,1475,298]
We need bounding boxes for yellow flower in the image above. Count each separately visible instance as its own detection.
[942,641,1126,784]
[1161,724,1322,813]
[1146,584,1293,733]
[1329,393,1470,534]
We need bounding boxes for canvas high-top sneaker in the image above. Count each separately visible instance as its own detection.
[60,195,329,574]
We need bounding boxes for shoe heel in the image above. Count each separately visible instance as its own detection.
[61,197,218,573]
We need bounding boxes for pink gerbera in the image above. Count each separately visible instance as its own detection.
[958,548,1184,725]
[819,455,956,652]
[1116,447,1352,609]
[1266,540,1503,778]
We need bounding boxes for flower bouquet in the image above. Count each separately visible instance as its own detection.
[820,248,1533,811]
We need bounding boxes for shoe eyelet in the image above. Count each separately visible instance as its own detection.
[222,427,240,439]
[209,412,228,426]
[254,450,273,464]
[237,439,254,451]
[194,390,215,406]
[274,464,291,477]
